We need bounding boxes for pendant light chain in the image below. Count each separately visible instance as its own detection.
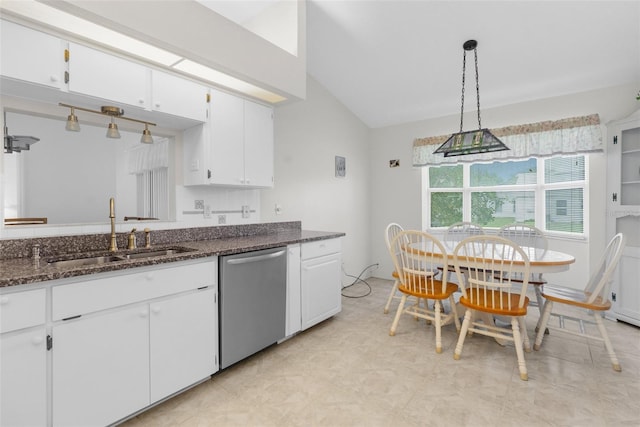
[459,49,467,133]
[474,47,482,129]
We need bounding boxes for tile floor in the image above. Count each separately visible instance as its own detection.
[123,278,640,427]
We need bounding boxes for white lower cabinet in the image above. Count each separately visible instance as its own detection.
[10,258,220,427]
[0,288,47,427]
[150,288,217,403]
[1,327,47,427]
[301,239,342,330]
[52,305,150,427]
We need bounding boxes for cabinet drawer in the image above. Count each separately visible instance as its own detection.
[53,259,216,321]
[0,288,46,333]
[301,238,341,260]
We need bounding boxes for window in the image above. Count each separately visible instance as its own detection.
[423,155,587,235]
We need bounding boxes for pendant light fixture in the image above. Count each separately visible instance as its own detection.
[434,40,509,157]
[60,103,155,144]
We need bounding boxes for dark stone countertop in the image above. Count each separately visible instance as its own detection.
[0,228,344,288]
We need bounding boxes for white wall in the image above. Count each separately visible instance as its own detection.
[261,77,372,285]
[369,82,639,289]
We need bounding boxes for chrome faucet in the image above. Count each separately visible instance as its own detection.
[109,197,118,252]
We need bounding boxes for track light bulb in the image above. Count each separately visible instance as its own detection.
[106,117,121,139]
[65,107,80,132]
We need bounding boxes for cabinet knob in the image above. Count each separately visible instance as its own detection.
[151,306,161,314]
[32,336,44,345]
[0,296,9,305]
[138,99,145,104]
[139,310,148,318]
[50,75,58,82]
[145,273,154,281]
[155,103,161,108]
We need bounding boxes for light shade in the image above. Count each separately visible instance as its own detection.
[106,118,121,139]
[140,125,154,144]
[433,129,509,157]
[65,109,81,132]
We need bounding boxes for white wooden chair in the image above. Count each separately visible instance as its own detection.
[452,235,532,380]
[497,223,548,315]
[383,223,405,314]
[534,233,626,372]
[443,221,485,249]
[388,230,460,353]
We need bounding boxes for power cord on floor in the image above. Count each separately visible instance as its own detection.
[341,263,379,298]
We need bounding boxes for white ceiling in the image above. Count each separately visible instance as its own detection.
[306,0,640,128]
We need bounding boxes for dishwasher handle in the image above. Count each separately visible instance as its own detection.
[226,250,286,265]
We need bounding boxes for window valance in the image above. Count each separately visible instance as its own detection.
[413,114,603,166]
[128,138,169,174]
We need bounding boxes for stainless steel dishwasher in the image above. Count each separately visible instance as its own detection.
[219,246,287,369]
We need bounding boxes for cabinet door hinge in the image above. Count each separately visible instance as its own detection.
[612,292,617,302]
[612,193,617,202]
[47,335,53,351]
[207,169,212,179]
[64,48,69,62]
[613,135,618,145]
[206,93,211,103]
[64,71,69,84]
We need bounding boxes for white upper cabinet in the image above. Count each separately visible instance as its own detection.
[209,88,246,186]
[151,70,208,122]
[183,88,274,188]
[244,99,275,187]
[0,20,64,89]
[68,42,149,109]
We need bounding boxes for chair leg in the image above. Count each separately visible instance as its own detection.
[384,279,399,314]
[511,317,528,381]
[534,300,554,351]
[434,300,442,353]
[593,312,622,372]
[389,294,407,336]
[454,309,472,360]
[449,295,461,333]
[519,316,531,352]
[534,285,545,316]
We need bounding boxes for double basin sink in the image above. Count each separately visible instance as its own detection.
[47,247,194,268]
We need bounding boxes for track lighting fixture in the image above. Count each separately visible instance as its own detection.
[59,103,155,143]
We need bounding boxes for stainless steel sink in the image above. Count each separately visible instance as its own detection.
[121,249,188,260]
[47,255,126,268]
[47,247,193,268]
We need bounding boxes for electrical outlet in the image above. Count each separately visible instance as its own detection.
[218,214,226,224]
[204,205,211,219]
[242,205,250,218]
[195,200,204,210]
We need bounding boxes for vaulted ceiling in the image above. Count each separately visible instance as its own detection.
[306,1,640,128]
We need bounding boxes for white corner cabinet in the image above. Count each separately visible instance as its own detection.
[183,88,274,188]
[1,19,208,124]
[607,109,640,327]
[0,258,218,427]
